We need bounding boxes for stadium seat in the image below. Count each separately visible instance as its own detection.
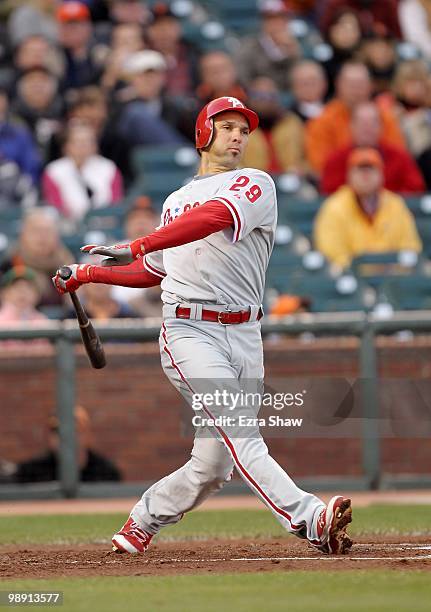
[276,195,323,238]
[131,145,199,176]
[83,206,128,241]
[404,194,431,218]
[202,0,259,34]
[129,145,199,210]
[351,251,422,289]
[416,218,431,258]
[380,275,431,310]
[283,274,371,313]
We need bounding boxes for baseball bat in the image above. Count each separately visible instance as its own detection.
[59,266,107,369]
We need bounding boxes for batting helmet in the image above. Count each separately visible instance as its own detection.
[195,97,259,150]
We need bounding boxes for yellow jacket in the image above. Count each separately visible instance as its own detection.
[314,186,422,268]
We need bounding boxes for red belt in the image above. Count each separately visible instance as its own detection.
[176,306,263,325]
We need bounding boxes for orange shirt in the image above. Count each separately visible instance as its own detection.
[305,99,406,173]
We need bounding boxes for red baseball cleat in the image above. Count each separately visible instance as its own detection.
[112,517,153,554]
[314,496,353,554]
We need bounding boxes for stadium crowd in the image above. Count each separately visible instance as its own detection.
[1,0,431,319]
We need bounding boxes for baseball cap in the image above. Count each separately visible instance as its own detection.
[56,2,91,23]
[123,50,167,74]
[0,265,37,288]
[258,0,290,16]
[347,148,383,170]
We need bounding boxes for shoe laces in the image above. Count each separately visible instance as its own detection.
[124,520,151,545]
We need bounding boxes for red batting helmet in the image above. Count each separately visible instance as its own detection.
[195,97,259,150]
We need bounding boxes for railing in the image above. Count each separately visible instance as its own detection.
[1,311,431,499]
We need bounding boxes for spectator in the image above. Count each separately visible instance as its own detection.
[320,8,363,96]
[196,50,247,107]
[0,265,47,324]
[13,405,122,483]
[305,61,405,174]
[42,121,124,221]
[57,1,108,91]
[377,60,431,187]
[11,67,64,161]
[290,59,327,123]
[314,148,422,269]
[321,102,425,195]
[146,2,198,97]
[387,60,431,189]
[0,158,38,211]
[399,0,431,61]
[241,76,307,175]
[110,199,162,318]
[115,50,191,147]
[234,0,301,92]
[7,0,57,50]
[2,208,74,308]
[107,0,150,27]
[358,25,397,95]
[74,282,140,321]
[60,86,132,182]
[0,87,41,186]
[100,22,145,92]
[320,0,402,40]
[0,265,50,350]
[13,34,64,81]
[0,34,64,94]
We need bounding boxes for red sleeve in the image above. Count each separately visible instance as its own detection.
[133,199,234,256]
[87,257,161,287]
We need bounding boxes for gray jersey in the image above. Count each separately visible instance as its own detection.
[144,168,277,307]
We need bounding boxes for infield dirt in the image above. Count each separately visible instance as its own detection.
[2,536,431,579]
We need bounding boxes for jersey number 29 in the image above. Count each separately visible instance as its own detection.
[229,176,262,203]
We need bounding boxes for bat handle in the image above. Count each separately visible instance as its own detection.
[58,266,73,281]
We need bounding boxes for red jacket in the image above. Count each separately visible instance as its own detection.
[320,142,426,195]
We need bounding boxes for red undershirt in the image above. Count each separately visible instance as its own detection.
[87,200,234,287]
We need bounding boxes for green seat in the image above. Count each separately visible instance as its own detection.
[271,273,369,312]
[277,196,323,239]
[131,145,199,176]
[416,219,431,257]
[0,207,22,241]
[405,194,431,218]
[83,206,128,241]
[206,0,259,34]
[380,275,431,310]
[351,251,422,289]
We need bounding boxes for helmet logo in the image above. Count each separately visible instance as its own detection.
[226,97,244,108]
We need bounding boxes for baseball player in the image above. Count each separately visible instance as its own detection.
[53,96,353,555]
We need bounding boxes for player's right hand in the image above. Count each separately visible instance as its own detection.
[52,264,91,294]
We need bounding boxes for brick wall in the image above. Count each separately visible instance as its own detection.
[0,336,430,482]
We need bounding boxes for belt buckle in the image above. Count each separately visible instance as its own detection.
[218,307,231,326]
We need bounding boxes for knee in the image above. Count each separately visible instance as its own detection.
[191,454,233,487]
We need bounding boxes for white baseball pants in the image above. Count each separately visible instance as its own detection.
[131,316,326,544]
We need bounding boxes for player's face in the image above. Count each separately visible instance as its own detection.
[209,111,250,169]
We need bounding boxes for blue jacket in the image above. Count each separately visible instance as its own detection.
[0,121,42,185]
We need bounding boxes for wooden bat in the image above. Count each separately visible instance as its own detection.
[59,266,107,369]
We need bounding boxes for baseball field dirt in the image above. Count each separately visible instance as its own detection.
[1,495,430,611]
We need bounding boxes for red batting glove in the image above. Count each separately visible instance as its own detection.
[52,264,92,295]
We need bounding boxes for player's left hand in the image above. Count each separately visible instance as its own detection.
[81,241,144,267]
